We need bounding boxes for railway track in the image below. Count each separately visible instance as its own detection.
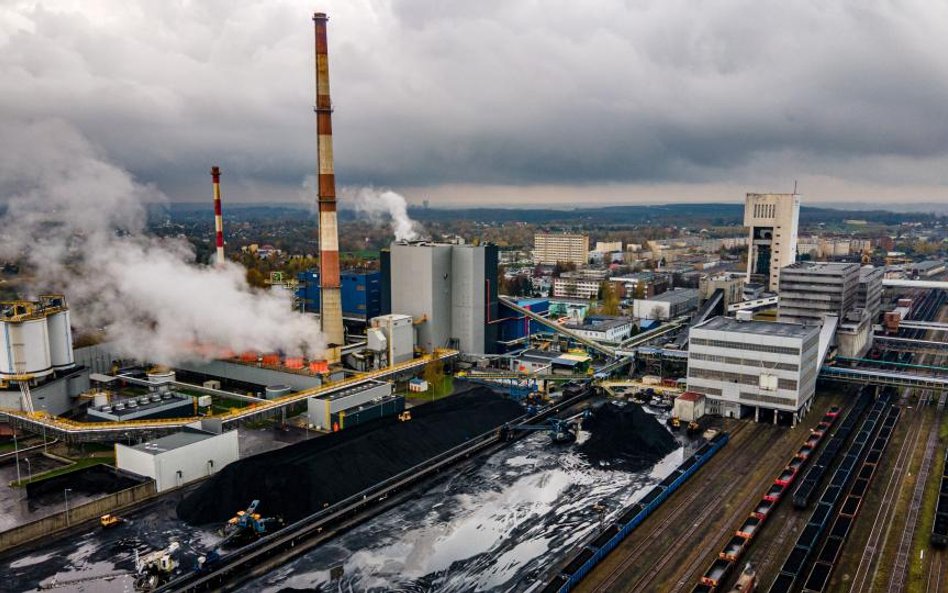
[583,422,801,593]
[887,396,946,593]
[847,397,926,593]
[926,551,944,593]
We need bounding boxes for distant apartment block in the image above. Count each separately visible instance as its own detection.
[744,193,800,292]
[778,262,860,326]
[594,241,623,253]
[534,233,589,266]
[552,277,600,300]
[687,316,820,424]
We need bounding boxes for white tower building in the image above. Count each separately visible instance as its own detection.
[744,193,800,292]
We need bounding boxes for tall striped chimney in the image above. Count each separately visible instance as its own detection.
[313,12,344,351]
[210,166,225,266]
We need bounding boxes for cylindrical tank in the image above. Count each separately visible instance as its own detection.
[147,367,176,385]
[265,384,292,399]
[46,309,75,370]
[0,318,53,379]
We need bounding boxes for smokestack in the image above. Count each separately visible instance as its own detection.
[313,12,344,353]
[210,166,225,266]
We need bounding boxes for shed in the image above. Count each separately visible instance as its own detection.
[674,391,706,422]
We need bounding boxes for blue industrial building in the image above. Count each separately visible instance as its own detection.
[494,297,551,351]
[296,270,382,321]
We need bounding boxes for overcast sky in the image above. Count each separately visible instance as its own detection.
[2,0,948,207]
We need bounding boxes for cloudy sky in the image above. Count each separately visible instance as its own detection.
[2,0,948,207]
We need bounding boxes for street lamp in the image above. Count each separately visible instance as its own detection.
[64,488,72,526]
[13,431,20,485]
[23,458,32,484]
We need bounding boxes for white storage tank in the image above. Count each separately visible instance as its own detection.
[265,384,292,399]
[92,391,110,408]
[46,309,75,370]
[147,367,176,385]
[0,316,53,380]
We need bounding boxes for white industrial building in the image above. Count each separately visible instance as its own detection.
[632,288,701,321]
[687,316,820,425]
[778,262,860,326]
[744,193,800,292]
[388,241,499,355]
[563,317,633,344]
[115,427,239,492]
[368,314,414,365]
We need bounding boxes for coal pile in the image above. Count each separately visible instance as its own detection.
[26,465,145,499]
[578,402,678,471]
[177,385,524,525]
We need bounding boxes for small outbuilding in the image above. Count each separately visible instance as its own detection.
[673,391,706,422]
[115,427,239,492]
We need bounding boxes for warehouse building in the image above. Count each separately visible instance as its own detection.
[778,262,860,326]
[563,316,633,344]
[306,380,395,431]
[115,427,239,492]
[687,316,819,425]
[632,288,700,321]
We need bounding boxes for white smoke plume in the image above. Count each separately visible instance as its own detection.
[347,187,423,241]
[0,119,325,364]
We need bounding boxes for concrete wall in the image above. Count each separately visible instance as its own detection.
[0,480,156,554]
[115,430,239,492]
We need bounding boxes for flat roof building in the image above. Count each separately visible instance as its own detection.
[857,265,884,320]
[744,193,800,292]
[687,316,819,425]
[115,427,239,492]
[778,262,860,326]
[534,233,589,266]
[632,288,700,321]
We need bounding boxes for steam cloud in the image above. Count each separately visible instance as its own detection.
[0,119,325,364]
[348,187,423,241]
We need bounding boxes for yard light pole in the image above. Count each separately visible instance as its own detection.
[24,457,31,483]
[13,431,21,484]
[64,488,72,526]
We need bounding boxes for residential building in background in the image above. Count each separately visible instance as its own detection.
[744,192,800,292]
[778,262,860,326]
[594,241,623,253]
[534,233,589,266]
[687,316,819,424]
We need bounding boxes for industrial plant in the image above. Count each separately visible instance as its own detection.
[0,8,947,593]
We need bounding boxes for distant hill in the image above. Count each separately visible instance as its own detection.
[152,201,926,227]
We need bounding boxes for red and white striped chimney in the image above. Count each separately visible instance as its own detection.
[210,166,225,266]
[313,12,344,351]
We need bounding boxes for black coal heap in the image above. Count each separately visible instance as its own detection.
[177,385,523,525]
[578,402,678,471]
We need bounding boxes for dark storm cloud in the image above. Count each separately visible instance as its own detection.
[2,0,947,201]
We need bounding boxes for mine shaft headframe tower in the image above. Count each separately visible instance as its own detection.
[313,12,344,351]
